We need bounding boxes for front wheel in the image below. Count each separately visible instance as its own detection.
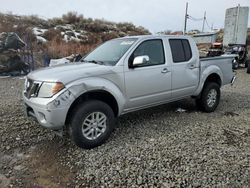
[70,100,115,149]
[196,82,220,112]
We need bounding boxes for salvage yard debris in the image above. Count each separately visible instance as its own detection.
[224,111,240,117]
[49,54,82,67]
[175,108,187,113]
[0,32,25,52]
[0,32,30,76]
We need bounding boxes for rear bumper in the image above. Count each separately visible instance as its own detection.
[23,89,75,130]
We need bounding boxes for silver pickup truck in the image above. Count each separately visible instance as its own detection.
[23,35,236,149]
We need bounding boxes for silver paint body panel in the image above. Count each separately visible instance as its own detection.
[23,35,235,130]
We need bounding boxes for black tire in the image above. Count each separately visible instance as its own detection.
[247,64,250,74]
[233,62,239,70]
[245,61,248,68]
[196,82,220,113]
[70,100,115,149]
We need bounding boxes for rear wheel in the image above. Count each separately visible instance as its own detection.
[196,82,220,112]
[70,100,115,149]
[247,64,250,74]
[245,61,248,68]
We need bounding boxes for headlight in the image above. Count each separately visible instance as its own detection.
[38,82,65,98]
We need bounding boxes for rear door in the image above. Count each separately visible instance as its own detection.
[169,39,199,98]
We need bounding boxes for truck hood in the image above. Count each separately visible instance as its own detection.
[28,63,113,84]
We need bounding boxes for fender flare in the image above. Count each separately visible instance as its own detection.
[193,65,223,96]
[66,77,126,115]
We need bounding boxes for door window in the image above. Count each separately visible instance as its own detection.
[129,39,165,67]
[169,39,192,63]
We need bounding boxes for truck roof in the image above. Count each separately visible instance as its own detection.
[122,35,191,40]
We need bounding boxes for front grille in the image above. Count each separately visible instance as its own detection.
[24,79,42,98]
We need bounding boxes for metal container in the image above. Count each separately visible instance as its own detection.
[223,6,249,46]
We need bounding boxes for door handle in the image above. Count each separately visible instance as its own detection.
[161,68,170,73]
[189,64,196,69]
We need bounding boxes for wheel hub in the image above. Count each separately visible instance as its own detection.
[207,89,217,108]
[92,122,98,128]
[82,112,107,141]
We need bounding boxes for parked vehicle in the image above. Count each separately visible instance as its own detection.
[23,35,236,149]
[224,44,248,69]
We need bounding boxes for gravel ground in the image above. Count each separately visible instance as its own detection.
[0,69,250,188]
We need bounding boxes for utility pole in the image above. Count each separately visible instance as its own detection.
[183,2,188,35]
[202,11,206,32]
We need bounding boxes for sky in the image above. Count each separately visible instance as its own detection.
[0,0,249,33]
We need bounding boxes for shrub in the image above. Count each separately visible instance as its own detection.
[48,18,64,27]
[43,29,61,41]
[101,32,119,42]
[47,39,97,58]
[62,12,84,24]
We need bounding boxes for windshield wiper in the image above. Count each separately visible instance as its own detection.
[84,60,105,65]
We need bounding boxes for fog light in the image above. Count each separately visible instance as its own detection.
[38,112,47,123]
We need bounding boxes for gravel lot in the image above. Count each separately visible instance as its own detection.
[0,69,250,187]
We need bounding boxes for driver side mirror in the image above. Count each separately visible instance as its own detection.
[132,55,150,67]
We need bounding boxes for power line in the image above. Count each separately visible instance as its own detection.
[205,19,210,28]
[183,2,213,33]
[189,13,212,31]
[188,15,204,21]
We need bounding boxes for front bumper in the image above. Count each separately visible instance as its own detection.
[23,89,75,130]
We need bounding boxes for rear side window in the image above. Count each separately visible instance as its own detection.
[182,40,192,60]
[169,39,192,63]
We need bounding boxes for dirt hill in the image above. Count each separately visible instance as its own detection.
[0,12,150,59]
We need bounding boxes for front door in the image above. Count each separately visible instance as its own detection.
[124,39,172,110]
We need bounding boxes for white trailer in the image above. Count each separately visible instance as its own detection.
[223,5,249,46]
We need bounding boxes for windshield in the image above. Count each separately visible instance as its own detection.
[84,38,137,65]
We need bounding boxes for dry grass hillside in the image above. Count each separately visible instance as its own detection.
[0,12,150,59]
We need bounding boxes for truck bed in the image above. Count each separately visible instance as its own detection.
[200,55,236,86]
